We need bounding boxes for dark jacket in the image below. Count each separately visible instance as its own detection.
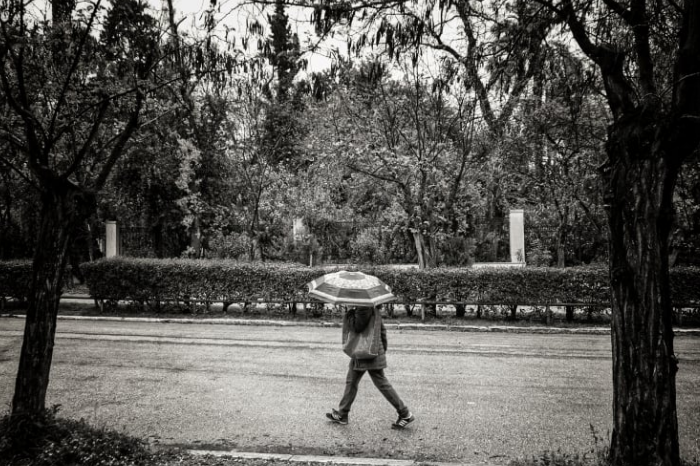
[345,306,388,371]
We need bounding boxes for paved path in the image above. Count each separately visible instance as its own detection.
[1,317,699,465]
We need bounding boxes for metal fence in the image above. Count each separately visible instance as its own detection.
[89,218,700,266]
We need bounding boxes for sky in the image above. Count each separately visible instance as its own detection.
[164,0,341,74]
[17,0,338,72]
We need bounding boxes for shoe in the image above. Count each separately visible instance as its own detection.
[326,409,348,425]
[391,412,415,429]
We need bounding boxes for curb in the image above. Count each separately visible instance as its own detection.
[186,450,472,466]
[2,313,700,336]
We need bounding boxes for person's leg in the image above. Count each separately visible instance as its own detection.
[338,362,365,418]
[367,369,409,418]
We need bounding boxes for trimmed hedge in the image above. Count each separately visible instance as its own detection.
[77,258,700,307]
[2,259,698,308]
[80,258,323,304]
[366,265,612,305]
[0,261,32,302]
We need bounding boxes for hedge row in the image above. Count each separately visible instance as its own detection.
[0,261,32,301]
[2,259,699,307]
[76,258,700,306]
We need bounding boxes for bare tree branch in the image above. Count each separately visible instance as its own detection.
[48,0,103,142]
[94,92,143,190]
[630,0,656,96]
[59,99,111,181]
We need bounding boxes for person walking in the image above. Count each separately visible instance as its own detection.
[326,305,415,429]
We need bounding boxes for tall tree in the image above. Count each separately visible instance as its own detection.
[0,0,158,418]
[160,0,240,258]
[259,0,308,171]
[309,0,555,260]
[304,60,480,268]
[531,1,700,465]
[303,0,699,463]
[514,44,608,267]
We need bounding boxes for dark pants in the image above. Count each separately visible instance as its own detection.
[338,361,409,418]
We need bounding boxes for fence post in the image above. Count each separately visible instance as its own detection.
[509,209,525,264]
[105,221,120,258]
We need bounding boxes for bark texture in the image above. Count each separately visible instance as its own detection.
[605,113,680,466]
[542,2,700,463]
[11,183,85,416]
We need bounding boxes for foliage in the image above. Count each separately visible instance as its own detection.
[0,166,38,260]
[0,260,32,301]
[349,227,390,264]
[673,150,700,266]
[302,60,482,268]
[0,406,153,466]
[0,0,256,419]
[513,48,609,267]
[205,231,254,260]
[305,218,355,262]
[79,258,700,309]
[527,237,555,267]
[80,258,325,307]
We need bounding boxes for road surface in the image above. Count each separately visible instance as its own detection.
[1,318,699,464]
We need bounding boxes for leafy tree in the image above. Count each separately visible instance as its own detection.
[157,0,243,258]
[298,0,700,463]
[258,0,309,171]
[0,138,38,259]
[224,79,297,260]
[529,1,700,465]
[671,149,700,266]
[0,0,157,418]
[304,60,481,268]
[513,44,609,266]
[310,0,555,261]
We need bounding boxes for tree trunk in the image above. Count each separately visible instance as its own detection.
[565,305,574,323]
[556,223,567,268]
[12,187,80,417]
[189,216,202,258]
[412,231,437,269]
[605,120,680,466]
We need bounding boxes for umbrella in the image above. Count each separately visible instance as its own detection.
[306,270,397,306]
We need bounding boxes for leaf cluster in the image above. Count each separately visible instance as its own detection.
[72,258,700,307]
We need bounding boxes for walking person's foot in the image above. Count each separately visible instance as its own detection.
[326,409,348,425]
[391,412,415,429]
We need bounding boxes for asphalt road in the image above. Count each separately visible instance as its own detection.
[1,318,699,465]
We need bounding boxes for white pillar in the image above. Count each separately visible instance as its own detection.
[293,217,306,243]
[509,209,525,263]
[105,221,119,258]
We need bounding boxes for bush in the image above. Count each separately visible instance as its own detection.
[350,228,388,264]
[0,260,33,302]
[363,265,613,305]
[205,231,252,260]
[79,259,700,312]
[0,406,154,466]
[81,258,326,309]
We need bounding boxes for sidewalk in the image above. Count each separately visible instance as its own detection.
[186,449,477,466]
[2,312,700,336]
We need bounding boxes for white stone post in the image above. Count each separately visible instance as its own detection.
[292,217,306,243]
[105,221,119,258]
[509,209,525,263]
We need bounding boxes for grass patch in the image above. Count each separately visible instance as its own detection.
[2,409,698,466]
[508,427,610,466]
[0,406,153,466]
[507,427,700,466]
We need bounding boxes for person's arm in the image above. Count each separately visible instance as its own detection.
[381,322,388,352]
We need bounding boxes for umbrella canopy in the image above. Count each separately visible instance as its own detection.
[307,270,397,306]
